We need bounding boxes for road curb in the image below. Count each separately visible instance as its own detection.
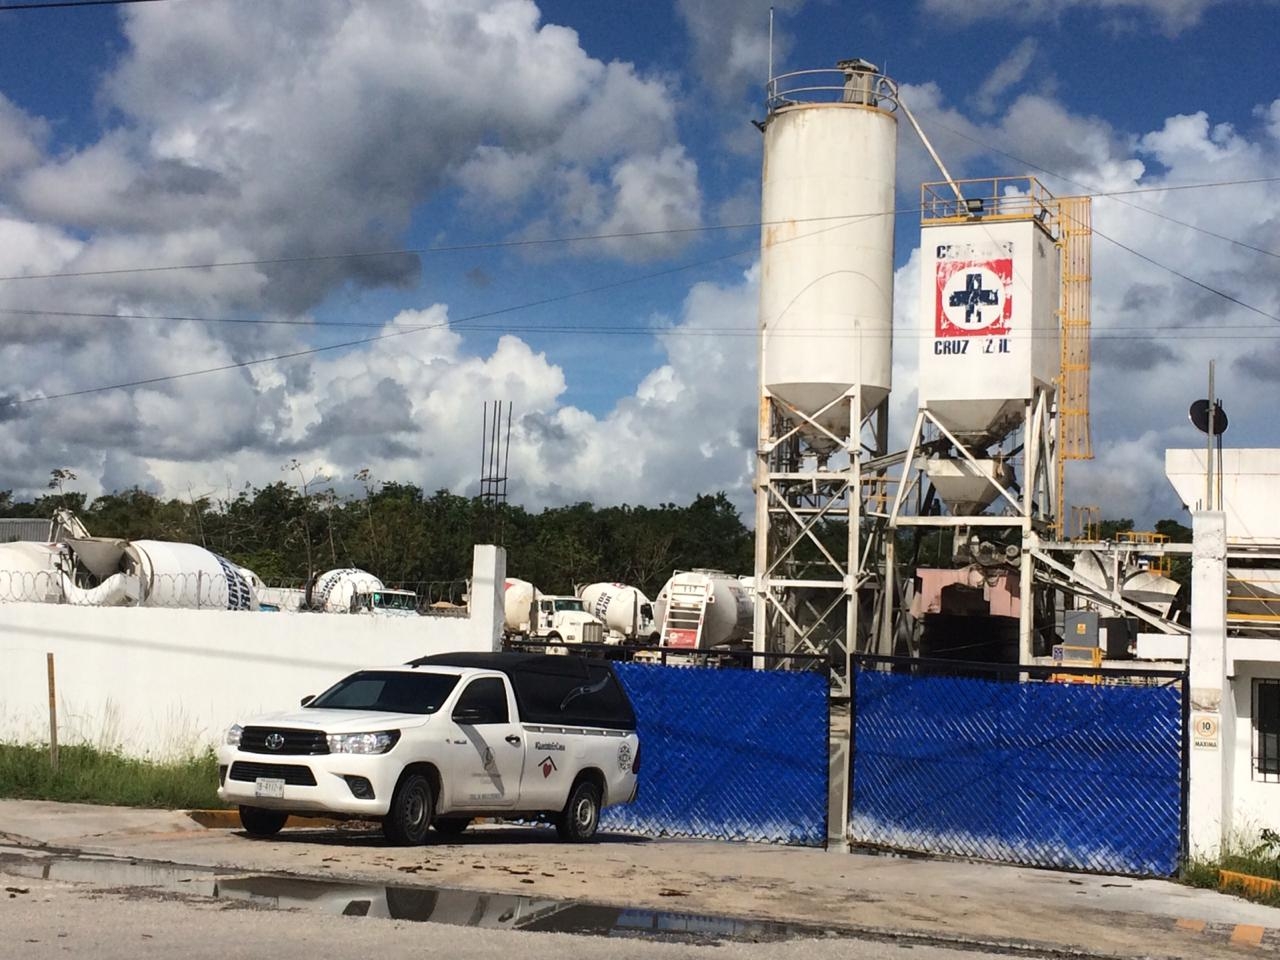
[186,810,353,830]
[1173,916,1275,951]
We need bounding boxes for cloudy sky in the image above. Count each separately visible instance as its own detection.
[0,0,1276,526]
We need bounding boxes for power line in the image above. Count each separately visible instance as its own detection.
[1088,224,1280,322]
[926,119,1280,259]
[0,213,895,284]
[11,304,1280,342]
[917,117,1280,320]
[0,243,760,408]
[1,176,1274,285]
[4,173,1278,406]
[0,0,169,9]
[3,210,901,407]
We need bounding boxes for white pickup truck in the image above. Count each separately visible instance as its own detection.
[217,652,640,844]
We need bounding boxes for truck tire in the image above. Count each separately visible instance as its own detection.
[433,817,471,838]
[382,773,434,845]
[555,779,601,842]
[238,805,288,837]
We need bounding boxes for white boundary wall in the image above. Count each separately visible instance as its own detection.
[0,545,505,759]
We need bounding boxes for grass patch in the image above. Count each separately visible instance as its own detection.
[0,742,227,810]
[1181,830,1280,907]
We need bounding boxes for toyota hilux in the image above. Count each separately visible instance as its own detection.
[217,652,640,844]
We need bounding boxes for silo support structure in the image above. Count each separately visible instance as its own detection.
[752,386,889,853]
[885,387,1059,665]
[752,387,890,690]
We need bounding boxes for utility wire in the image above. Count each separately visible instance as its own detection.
[0,0,169,9]
[0,243,761,408]
[13,305,1280,334]
[4,174,1278,405]
[3,209,905,407]
[0,176,1274,285]
[927,119,1280,259]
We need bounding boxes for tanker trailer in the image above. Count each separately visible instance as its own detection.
[578,582,659,644]
[654,569,754,651]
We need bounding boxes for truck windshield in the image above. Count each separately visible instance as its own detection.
[308,671,459,714]
[371,591,417,611]
[553,598,585,613]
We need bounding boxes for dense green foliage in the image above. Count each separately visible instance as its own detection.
[0,743,225,809]
[2,472,1192,594]
[1,482,752,597]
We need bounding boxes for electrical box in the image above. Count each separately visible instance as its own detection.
[1064,610,1099,647]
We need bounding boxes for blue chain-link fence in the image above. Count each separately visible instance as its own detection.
[602,662,828,845]
[850,662,1185,876]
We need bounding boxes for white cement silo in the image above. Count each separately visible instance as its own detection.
[759,61,898,441]
[917,217,1060,443]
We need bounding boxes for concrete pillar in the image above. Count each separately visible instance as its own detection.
[1187,511,1227,859]
[469,545,507,652]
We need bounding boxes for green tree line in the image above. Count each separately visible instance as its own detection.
[1,471,1192,595]
[0,477,752,597]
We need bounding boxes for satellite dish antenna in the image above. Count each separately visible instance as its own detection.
[1188,399,1228,436]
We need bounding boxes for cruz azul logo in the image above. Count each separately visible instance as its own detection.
[935,245,1013,338]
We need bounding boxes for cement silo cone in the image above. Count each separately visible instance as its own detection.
[760,63,898,446]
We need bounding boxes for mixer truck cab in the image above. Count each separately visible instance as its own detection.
[217,652,640,845]
[535,595,605,645]
[350,588,419,616]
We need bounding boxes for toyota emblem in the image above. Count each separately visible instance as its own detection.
[264,733,285,751]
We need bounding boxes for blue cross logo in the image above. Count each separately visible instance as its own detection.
[948,272,1000,325]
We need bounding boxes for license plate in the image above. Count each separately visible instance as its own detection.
[254,778,285,799]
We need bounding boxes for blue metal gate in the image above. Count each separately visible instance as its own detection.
[850,659,1185,876]
[602,663,828,845]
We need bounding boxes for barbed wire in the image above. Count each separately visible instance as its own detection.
[0,569,471,614]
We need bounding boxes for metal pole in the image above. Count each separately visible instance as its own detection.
[46,652,58,772]
[1206,361,1215,510]
[1019,396,1039,665]
[767,7,775,99]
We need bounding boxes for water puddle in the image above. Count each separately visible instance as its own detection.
[0,850,840,943]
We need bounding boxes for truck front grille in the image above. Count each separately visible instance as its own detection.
[240,727,329,755]
[228,762,317,786]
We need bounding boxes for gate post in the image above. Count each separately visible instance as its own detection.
[827,672,852,852]
[1187,511,1227,860]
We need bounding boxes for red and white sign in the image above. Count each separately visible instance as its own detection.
[664,628,698,649]
[935,258,1013,337]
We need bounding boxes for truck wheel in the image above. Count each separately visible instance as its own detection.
[555,780,601,842]
[382,773,434,845]
[238,805,288,837]
[433,817,471,838]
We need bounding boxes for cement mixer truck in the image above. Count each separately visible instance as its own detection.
[304,568,418,615]
[654,569,754,652]
[48,536,258,610]
[578,582,659,645]
[504,578,605,646]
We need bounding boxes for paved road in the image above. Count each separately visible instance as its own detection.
[2,800,1278,959]
[1,875,1028,960]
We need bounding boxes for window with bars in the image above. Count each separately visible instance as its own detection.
[1256,678,1280,783]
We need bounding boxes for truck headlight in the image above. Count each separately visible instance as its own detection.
[326,730,400,755]
[225,724,243,747]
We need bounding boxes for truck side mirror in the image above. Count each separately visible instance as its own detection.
[452,706,491,725]
[300,694,315,707]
